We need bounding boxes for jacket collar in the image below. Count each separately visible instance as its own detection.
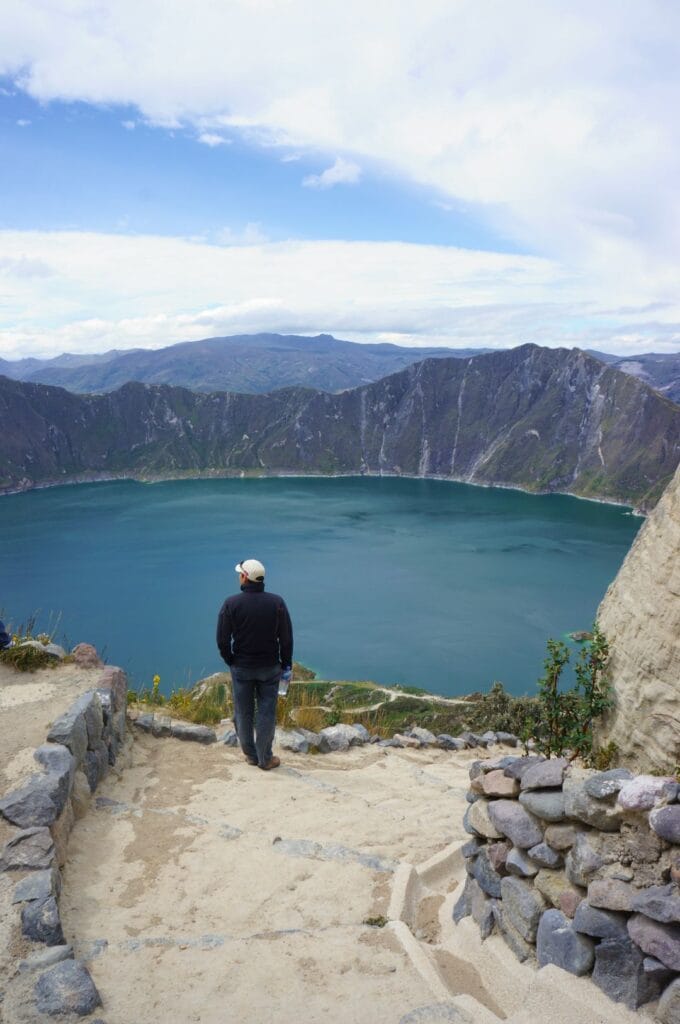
[240,581,265,593]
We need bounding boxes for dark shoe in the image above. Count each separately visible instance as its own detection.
[259,756,281,771]
[244,755,258,766]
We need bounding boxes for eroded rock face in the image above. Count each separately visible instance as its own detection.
[596,463,680,771]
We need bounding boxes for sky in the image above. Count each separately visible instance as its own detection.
[1,1,679,360]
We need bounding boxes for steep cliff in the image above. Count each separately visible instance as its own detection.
[1,344,679,506]
[597,464,680,770]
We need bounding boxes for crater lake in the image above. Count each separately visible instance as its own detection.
[0,476,641,696]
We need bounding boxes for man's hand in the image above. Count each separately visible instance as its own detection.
[281,667,293,683]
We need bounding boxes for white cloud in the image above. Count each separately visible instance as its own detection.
[302,157,361,190]
[197,131,229,147]
[121,119,135,130]
[16,118,31,126]
[215,222,269,246]
[0,229,678,361]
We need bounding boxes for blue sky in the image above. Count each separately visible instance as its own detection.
[0,1,679,359]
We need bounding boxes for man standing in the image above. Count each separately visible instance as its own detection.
[216,559,293,771]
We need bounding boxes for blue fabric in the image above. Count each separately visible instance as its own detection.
[230,664,281,766]
[0,621,10,650]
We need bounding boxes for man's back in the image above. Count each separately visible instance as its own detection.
[217,580,293,670]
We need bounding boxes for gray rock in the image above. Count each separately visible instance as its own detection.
[659,978,680,1024]
[537,908,595,975]
[0,827,55,871]
[565,833,604,888]
[34,744,75,790]
[219,729,239,747]
[495,732,519,747]
[584,768,633,800]
[47,705,88,765]
[644,956,674,981]
[82,751,101,793]
[663,782,680,804]
[378,738,403,748]
[151,715,172,738]
[593,936,664,1009]
[460,731,491,748]
[520,757,568,792]
[631,884,680,925]
[503,755,546,781]
[0,776,62,828]
[132,712,155,733]
[461,838,484,858]
[481,731,498,744]
[618,774,675,811]
[407,727,437,745]
[452,875,474,923]
[501,876,547,942]
[573,900,628,939]
[12,867,61,903]
[544,823,584,851]
[436,734,467,750]
[588,878,635,912]
[22,895,65,945]
[650,805,680,845]
[628,914,680,970]
[465,799,503,839]
[469,879,497,939]
[296,728,322,748]
[351,724,371,742]
[518,789,567,822]
[18,945,73,973]
[472,847,504,898]
[505,847,539,878]
[34,960,102,1017]
[277,729,309,754]
[487,799,543,849]
[492,903,535,962]
[73,692,104,748]
[112,709,126,743]
[170,722,217,744]
[318,724,365,752]
[97,665,128,712]
[18,640,65,659]
[465,790,479,804]
[527,842,562,869]
[563,777,623,831]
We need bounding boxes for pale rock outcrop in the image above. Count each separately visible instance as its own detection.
[596,463,680,771]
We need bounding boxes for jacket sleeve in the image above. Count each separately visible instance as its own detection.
[277,600,293,669]
[216,601,233,665]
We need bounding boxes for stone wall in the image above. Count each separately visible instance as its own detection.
[455,753,680,1023]
[597,463,680,772]
[0,665,128,1017]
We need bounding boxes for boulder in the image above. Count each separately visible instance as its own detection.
[71,643,101,668]
[650,805,680,845]
[500,876,547,942]
[506,847,539,878]
[487,799,543,849]
[468,877,497,939]
[22,895,65,945]
[527,842,562,869]
[70,771,91,820]
[472,847,504,898]
[452,875,474,924]
[219,729,239,747]
[47,707,88,765]
[436,734,467,750]
[520,757,568,792]
[537,908,595,975]
[151,715,172,738]
[573,901,628,939]
[496,732,520,747]
[587,878,634,912]
[631,884,680,925]
[563,776,623,831]
[96,665,128,712]
[461,837,484,858]
[518,789,567,822]
[13,867,61,904]
[544,823,584,851]
[534,869,582,911]
[74,692,104,747]
[34,960,102,1017]
[277,729,309,754]
[618,775,675,811]
[584,768,633,800]
[407,727,437,745]
[464,799,503,840]
[627,914,680,970]
[18,945,73,973]
[318,724,365,752]
[492,903,535,962]
[593,936,665,1008]
[565,833,604,888]
[0,827,55,871]
[0,776,62,828]
[481,770,520,798]
[170,722,217,744]
[659,978,680,1024]
[503,755,546,780]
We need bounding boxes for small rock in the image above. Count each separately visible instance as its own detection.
[461,837,483,858]
[472,847,505,898]
[487,799,543,849]
[170,722,217,744]
[151,715,172,738]
[0,777,62,828]
[534,869,582,911]
[559,888,584,919]
[544,823,584,851]
[506,847,539,878]
[618,775,675,811]
[133,713,155,734]
[481,770,520,799]
[276,729,309,754]
[537,908,595,975]
[435,734,467,750]
[644,956,674,981]
[71,643,102,668]
[481,731,498,744]
[407,727,436,745]
[565,833,604,888]
[650,805,680,845]
[378,738,403,748]
[492,903,535,962]
[631,884,680,925]
[520,757,568,792]
[658,978,680,1024]
[468,877,497,939]
[465,799,504,840]
[22,895,65,945]
[392,733,420,748]
[219,729,239,747]
[12,867,61,904]
[662,782,680,804]
[564,776,623,831]
[495,732,519,747]
[452,875,474,923]
[573,900,628,939]
[0,827,55,871]
[527,842,562,869]
[584,768,633,800]
[588,878,634,912]
[500,876,547,942]
[593,936,663,1008]
[18,945,73,973]
[503,755,546,780]
[486,841,510,872]
[319,724,365,751]
[34,960,102,1017]
[518,789,567,822]
[351,724,371,742]
[627,914,680,970]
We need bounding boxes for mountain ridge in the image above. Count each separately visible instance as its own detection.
[1,344,678,508]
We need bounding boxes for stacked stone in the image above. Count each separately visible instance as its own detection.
[454,754,680,1022]
[0,664,128,1018]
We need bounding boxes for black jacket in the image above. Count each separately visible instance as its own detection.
[216,582,293,670]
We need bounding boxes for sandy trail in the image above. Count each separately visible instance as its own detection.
[57,735,648,1024]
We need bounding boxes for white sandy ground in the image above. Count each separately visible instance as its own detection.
[0,669,659,1024]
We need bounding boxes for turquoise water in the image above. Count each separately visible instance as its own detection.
[0,477,640,696]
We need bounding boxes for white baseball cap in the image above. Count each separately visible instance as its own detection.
[235,558,266,582]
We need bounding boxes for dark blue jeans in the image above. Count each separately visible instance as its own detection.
[230,664,281,766]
